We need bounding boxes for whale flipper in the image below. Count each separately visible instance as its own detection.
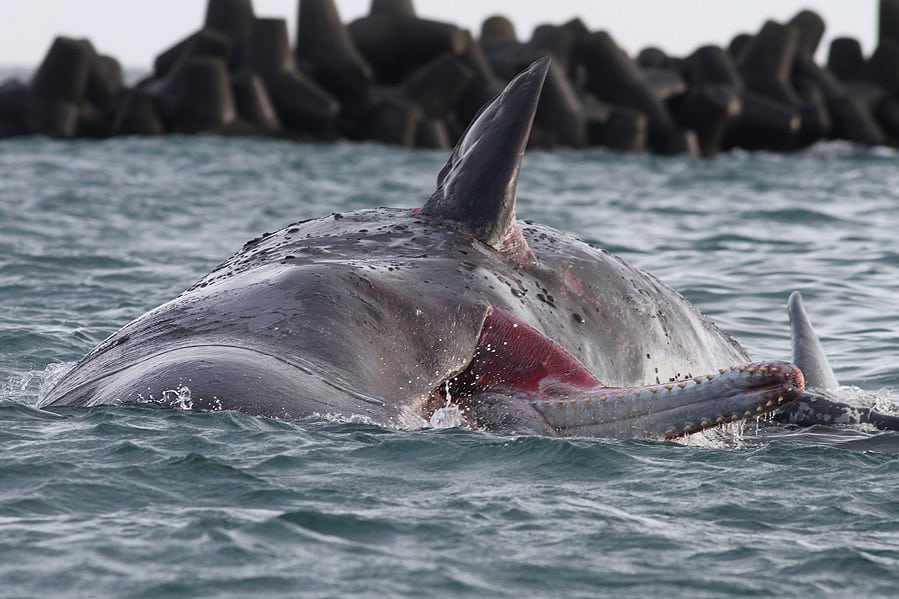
[423,57,549,261]
[788,290,839,391]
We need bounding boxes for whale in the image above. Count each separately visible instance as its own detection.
[41,57,812,439]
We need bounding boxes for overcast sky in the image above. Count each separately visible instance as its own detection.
[1,0,879,68]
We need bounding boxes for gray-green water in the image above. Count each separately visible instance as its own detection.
[3,136,899,597]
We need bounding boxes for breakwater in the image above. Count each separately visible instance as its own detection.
[2,0,899,156]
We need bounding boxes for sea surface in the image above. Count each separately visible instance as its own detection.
[3,134,899,597]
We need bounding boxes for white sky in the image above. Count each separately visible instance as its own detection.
[1,1,878,68]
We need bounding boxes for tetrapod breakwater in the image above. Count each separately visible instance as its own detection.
[3,0,899,157]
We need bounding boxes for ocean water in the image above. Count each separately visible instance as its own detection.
[3,136,899,597]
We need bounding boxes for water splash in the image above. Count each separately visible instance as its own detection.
[312,412,379,426]
[161,386,194,410]
[428,403,466,429]
[3,361,75,407]
[428,381,467,429]
[674,419,761,449]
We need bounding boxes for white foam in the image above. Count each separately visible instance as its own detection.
[3,361,77,407]
[428,403,467,429]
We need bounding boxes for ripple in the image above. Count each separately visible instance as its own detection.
[4,137,899,597]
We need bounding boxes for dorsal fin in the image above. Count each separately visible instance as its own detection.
[422,57,550,256]
[788,291,840,391]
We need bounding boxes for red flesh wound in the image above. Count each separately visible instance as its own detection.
[456,307,600,396]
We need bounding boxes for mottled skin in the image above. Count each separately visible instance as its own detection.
[41,58,804,438]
